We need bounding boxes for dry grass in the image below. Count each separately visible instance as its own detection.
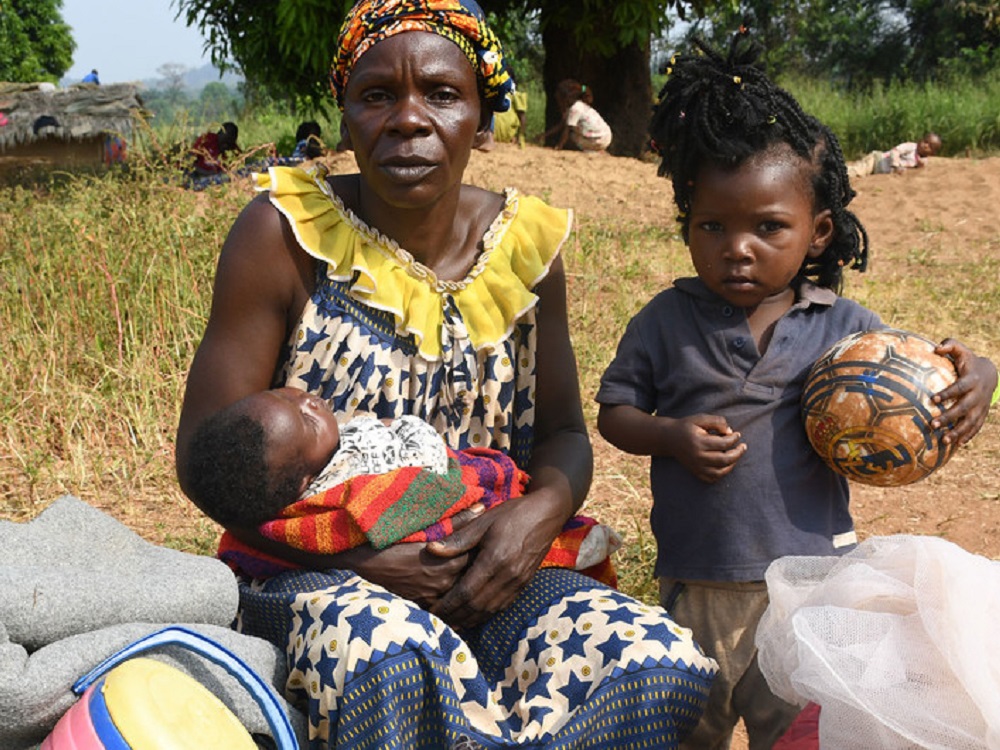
[2,147,999,602]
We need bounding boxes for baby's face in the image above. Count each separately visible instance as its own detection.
[251,388,340,478]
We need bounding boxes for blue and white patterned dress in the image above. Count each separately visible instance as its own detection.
[235,165,717,749]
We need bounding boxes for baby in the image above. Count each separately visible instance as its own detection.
[187,387,620,578]
[186,386,454,529]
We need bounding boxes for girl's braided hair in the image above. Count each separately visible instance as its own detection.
[649,29,868,291]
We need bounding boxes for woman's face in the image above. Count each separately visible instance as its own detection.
[341,32,485,211]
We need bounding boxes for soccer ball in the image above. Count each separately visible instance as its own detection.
[802,329,958,486]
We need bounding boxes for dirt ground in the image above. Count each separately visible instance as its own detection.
[457,144,1000,564]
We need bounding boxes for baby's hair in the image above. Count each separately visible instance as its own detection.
[556,79,594,106]
[186,400,306,528]
[649,30,868,291]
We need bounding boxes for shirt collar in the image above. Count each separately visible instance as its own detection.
[673,275,838,309]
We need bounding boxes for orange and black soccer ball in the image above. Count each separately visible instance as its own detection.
[802,329,958,486]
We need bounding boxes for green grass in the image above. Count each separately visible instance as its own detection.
[784,71,1000,157]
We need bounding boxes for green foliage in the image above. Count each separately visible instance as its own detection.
[679,0,1000,88]
[0,0,75,82]
[176,0,351,106]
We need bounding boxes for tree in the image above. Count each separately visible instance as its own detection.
[486,1,685,156]
[684,0,1000,87]
[0,0,75,83]
[199,81,237,123]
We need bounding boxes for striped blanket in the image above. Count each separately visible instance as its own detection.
[218,447,618,587]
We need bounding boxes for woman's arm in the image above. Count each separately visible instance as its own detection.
[428,255,593,628]
[176,195,472,603]
[176,195,310,496]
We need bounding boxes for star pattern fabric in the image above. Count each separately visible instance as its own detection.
[267,173,557,470]
[255,569,717,748]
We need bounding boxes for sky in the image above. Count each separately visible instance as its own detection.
[61,0,212,84]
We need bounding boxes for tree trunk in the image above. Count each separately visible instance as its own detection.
[540,19,653,158]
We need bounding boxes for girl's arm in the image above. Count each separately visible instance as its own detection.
[598,403,746,484]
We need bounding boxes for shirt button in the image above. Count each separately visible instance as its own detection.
[722,306,734,317]
[733,336,745,349]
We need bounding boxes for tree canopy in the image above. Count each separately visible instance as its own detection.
[0,0,75,83]
[683,0,1000,87]
[175,0,1000,155]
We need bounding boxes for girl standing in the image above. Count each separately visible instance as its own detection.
[597,30,997,749]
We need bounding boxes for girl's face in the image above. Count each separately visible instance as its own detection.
[687,148,834,310]
[254,387,340,481]
[341,31,486,211]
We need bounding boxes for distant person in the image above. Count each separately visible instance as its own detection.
[847,132,942,178]
[538,79,612,152]
[190,122,240,176]
[82,69,100,85]
[291,120,324,160]
[479,89,529,151]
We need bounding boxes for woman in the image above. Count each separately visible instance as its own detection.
[175,2,716,747]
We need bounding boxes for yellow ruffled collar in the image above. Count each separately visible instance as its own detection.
[255,164,570,360]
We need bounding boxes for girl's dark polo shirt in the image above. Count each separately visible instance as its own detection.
[597,276,884,581]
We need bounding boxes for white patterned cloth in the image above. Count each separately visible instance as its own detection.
[303,415,448,497]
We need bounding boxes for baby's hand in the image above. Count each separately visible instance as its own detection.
[665,413,747,484]
[931,339,998,446]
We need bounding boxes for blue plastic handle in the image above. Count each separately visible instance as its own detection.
[73,625,298,750]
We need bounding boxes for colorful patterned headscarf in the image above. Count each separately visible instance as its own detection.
[330,0,514,113]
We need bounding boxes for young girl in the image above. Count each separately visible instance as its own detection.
[596,31,997,749]
[540,78,612,152]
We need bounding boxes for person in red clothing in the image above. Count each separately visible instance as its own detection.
[189,122,239,176]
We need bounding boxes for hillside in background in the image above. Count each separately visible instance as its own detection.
[60,63,242,94]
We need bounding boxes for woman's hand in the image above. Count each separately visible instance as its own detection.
[932,339,998,446]
[425,492,562,630]
[349,542,471,610]
[343,503,484,609]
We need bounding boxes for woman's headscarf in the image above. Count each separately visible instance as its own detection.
[330,0,515,113]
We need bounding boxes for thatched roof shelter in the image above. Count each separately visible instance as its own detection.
[0,82,145,152]
[0,82,146,178]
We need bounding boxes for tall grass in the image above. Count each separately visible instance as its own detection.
[784,70,1000,157]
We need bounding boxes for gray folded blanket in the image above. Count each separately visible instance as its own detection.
[0,496,307,749]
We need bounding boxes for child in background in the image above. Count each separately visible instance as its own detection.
[847,131,942,178]
[189,121,240,176]
[291,121,324,160]
[539,78,612,152]
[596,32,997,749]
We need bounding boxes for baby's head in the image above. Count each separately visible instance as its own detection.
[918,132,942,157]
[186,387,340,528]
[649,30,868,292]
